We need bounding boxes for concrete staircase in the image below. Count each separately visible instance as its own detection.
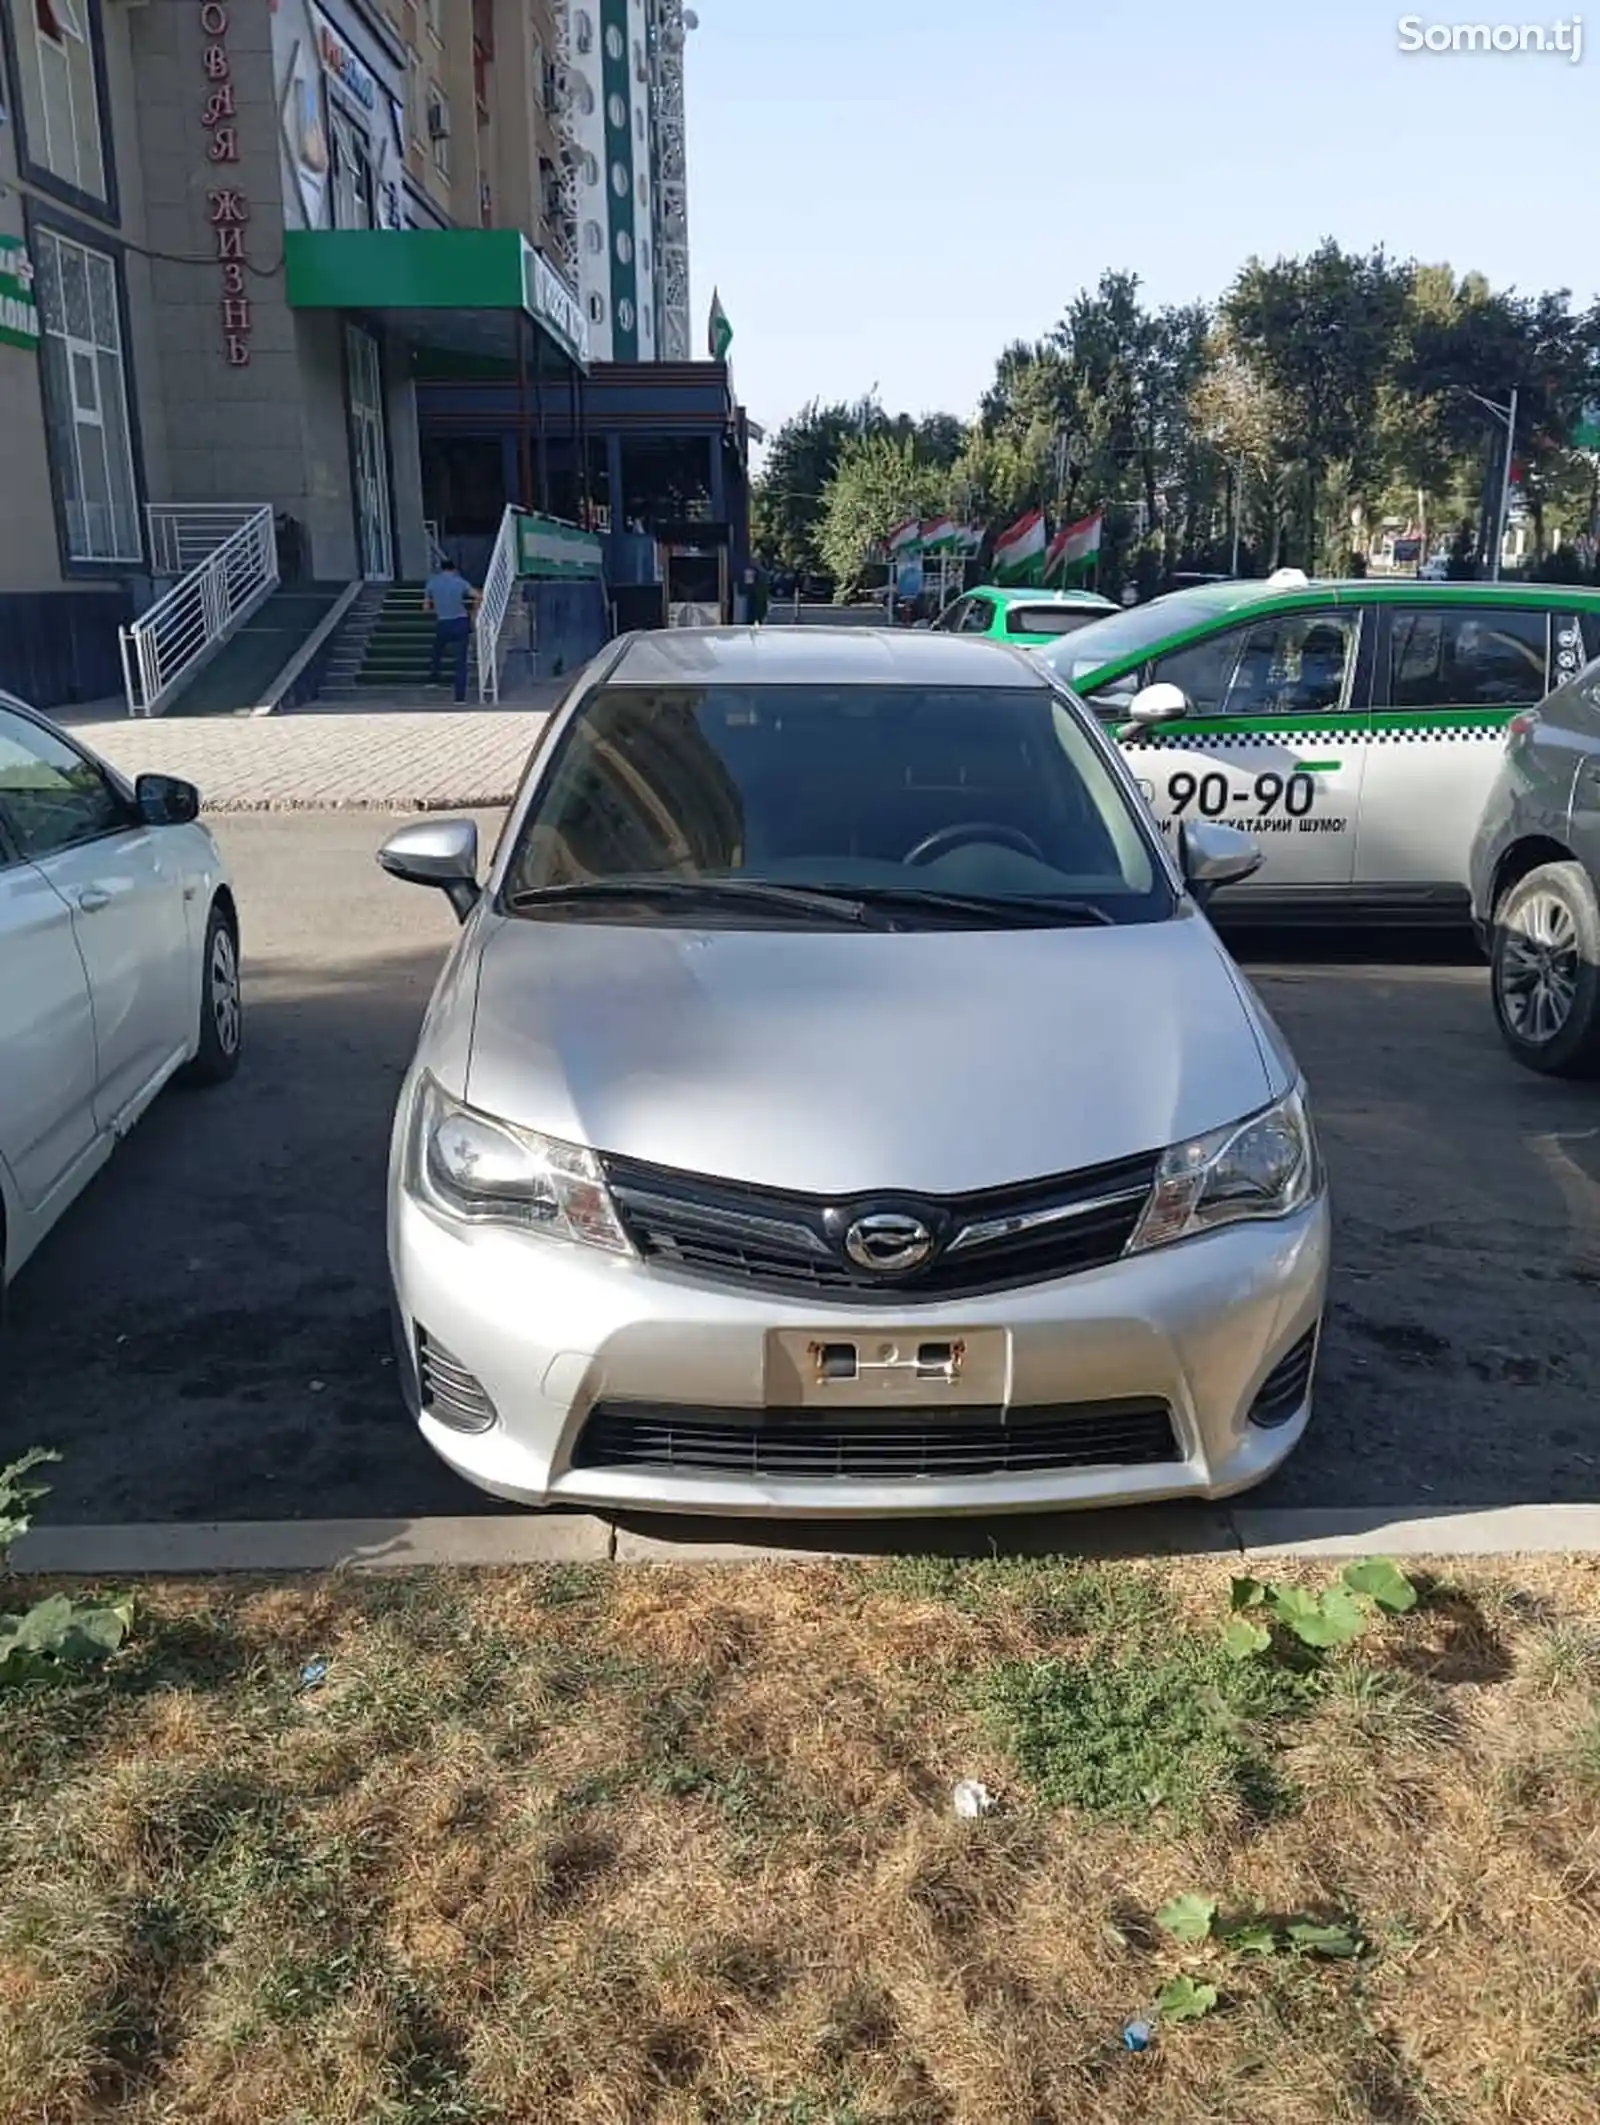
[320,583,480,700]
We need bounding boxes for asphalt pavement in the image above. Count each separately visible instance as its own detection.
[6,811,1599,1526]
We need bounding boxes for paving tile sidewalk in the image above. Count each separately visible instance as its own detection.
[80,710,550,812]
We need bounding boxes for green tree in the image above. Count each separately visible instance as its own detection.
[815,433,952,598]
[751,397,884,575]
[1224,241,1413,568]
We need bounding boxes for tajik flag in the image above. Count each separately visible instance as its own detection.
[1043,509,1104,584]
[953,523,985,555]
[886,518,922,556]
[919,516,957,554]
[993,508,1046,583]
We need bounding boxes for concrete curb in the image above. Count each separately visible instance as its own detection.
[14,1503,1600,1576]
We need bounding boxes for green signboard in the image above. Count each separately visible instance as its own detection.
[1575,402,1600,453]
[517,513,603,579]
[0,235,40,353]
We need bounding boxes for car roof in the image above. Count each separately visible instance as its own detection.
[976,585,1115,608]
[608,626,1050,689]
[1131,576,1600,621]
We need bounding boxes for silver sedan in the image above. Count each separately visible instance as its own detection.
[379,628,1329,1517]
[0,692,240,1311]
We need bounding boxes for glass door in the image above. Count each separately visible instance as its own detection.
[345,324,394,581]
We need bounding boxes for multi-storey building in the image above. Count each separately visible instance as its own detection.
[0,0,727,710]
[562,0,693,363]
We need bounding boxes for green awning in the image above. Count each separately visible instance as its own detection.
[283,229,588,372]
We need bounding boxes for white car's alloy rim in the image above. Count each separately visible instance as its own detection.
[211,926,241,1055]
[1499,891,1580,1045]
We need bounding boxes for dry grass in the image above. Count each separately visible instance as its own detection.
[3,1554,1600,2123]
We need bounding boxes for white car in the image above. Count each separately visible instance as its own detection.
[0,691,240,1312]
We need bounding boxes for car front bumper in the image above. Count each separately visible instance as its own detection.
[389,1185,1331,1518]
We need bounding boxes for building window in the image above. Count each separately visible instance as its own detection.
[14,0,107,205]
[405,48,424,146]
[641,307,651,343]
[617,296,634,333]
[574,9,594,54]
[607,91,626,129]
[33,226,140,565]
[605,23,624,59]
[427,88,451,174]
[573,75,594,115]
[615,228,632,264]
[583,218,604,253]
[634,38,646,82]
[640,237,650,274]
[635,106,645,142]
[582,149,599,185]
[610,159,627,197]
[424,0,444,42]
[637,173,648,208]
[588,290,606,324]
[330,108,375,229]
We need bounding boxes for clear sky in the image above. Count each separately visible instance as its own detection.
[681,0,1596,440]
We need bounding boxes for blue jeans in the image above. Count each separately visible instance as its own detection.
[430,615,471,701]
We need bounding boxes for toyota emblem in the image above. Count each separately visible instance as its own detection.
[843,1211,935,1274]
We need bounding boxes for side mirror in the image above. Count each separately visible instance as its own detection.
[1126,681,1192,726]
[135,772,200,826]
[378,818,481,922]
[1180,819,1262,900]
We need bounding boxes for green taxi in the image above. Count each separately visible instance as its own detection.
[1037,574,1600,921]
[932,583,1118,647]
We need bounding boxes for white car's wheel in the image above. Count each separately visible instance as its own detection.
[178,899,242,1087]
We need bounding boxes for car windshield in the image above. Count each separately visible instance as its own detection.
[1036,588,1255,683]
[502,682,1172,927]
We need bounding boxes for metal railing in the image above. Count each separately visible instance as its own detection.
[145,503,267,580]
[120,505,278,718]
[475,504,524,705]
[423,517,448,571]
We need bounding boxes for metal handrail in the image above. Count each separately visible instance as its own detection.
[120,505,278,717]
[475,504,524,705]
[145,503,265,579]
[423,517,448,571]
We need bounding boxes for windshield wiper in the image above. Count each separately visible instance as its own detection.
[505,878,896,928]
[848,887,1116,928]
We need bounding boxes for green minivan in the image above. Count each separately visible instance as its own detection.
[1038,575,1600,920]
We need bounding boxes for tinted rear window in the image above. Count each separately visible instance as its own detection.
[1007,605,1107,637]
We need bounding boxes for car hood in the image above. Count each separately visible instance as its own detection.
[459,911,1283,1195]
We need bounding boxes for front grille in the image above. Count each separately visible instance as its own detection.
[1249,1326,1319,1429]
[572,1397,1181,1480]
[601,1149,1158,1302]
[417,1328,498,1434]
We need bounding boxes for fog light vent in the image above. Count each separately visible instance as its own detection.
[417,1328,498,1434]
[1248,1326,1319,1431]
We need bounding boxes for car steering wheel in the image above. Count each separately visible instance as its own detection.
[903,821,1047,867]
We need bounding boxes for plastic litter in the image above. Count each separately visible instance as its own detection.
[299,1659,329,1691]
[951,1779,995,1819]
[1122,2019,1154,2053]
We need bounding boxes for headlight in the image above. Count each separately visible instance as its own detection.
[406,1075,632,1254]
[1127,1086,1318,1253]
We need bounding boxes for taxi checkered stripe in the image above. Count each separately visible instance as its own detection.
[1125,723,1507,749]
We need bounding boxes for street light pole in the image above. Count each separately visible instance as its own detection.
[1463,386,1518,581]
